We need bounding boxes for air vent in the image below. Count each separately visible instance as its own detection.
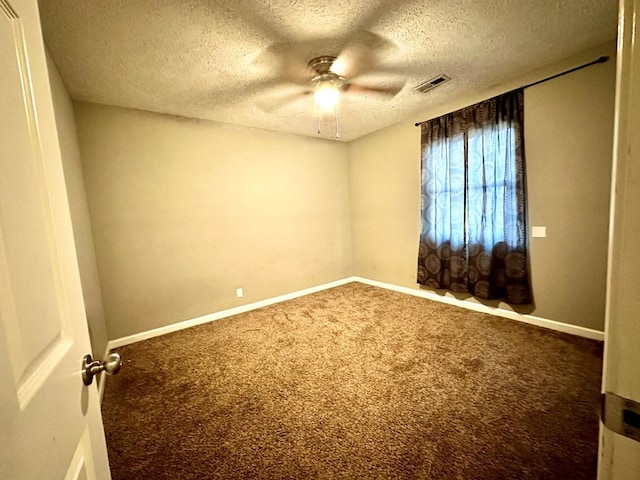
[413,74,451,94]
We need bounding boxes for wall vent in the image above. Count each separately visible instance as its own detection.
[413,74,451,94]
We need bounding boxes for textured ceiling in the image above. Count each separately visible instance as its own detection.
[39,0,617,142]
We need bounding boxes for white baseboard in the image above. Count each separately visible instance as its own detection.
[352,276,605,341]
[106,277,358,350]
[105,275,603,352]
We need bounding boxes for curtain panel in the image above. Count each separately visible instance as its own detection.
[417,89,531,304]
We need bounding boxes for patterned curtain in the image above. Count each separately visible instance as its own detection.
[417,89,531,304]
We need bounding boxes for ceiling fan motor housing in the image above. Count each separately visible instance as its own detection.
[308,55,346,89]
[308,55,336,75]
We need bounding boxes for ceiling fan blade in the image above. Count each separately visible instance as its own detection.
[255,90,312,113]
[340,1,403,38]
[373,60,437,77]
[224,2,291,44]
[344,82,405,96]
[254,41,315,85]
[186,77,286,109]
[330,31,397,79]
[279,57,313,85]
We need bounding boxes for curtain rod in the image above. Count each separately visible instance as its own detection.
[414,56,609,127]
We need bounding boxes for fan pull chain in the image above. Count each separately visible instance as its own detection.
[316,105,321,135]
[314,102,340,138]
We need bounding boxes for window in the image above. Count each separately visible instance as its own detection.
[417,90,531,304]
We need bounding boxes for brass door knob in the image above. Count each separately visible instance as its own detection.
[82,352,122,386]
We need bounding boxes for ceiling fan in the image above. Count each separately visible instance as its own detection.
[254,31,406,134]
[306,54,403,112]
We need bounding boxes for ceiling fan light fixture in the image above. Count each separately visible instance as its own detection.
[314,79,340,111]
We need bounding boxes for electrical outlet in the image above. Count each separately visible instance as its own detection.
[532,226,547,238]
[236,288,244,298]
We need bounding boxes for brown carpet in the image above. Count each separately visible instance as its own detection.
[102,282,603,479]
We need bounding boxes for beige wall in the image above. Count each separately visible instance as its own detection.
[46,54,109,356]
[74,103,352,339]
[524,48,614,330]
[349,42,615,331]
[348,121,421,286]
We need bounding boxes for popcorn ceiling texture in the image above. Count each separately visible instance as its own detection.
[39,0,617,142]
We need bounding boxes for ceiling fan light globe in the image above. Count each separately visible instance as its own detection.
[314,83,340,111]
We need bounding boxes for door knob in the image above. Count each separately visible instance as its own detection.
[82,352,122,386]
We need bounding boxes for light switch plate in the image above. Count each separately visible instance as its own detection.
[532,226,547,238]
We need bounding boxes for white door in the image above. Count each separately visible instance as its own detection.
[598,0,640,478]
[0,0,111,478]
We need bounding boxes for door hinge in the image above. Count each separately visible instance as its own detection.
[601,392,640,443]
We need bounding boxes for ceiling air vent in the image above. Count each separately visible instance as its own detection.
[413,74,451,94]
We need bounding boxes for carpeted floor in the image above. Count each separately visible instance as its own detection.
[102,282,603,479]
